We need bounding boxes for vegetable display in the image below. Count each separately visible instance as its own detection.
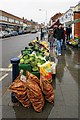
[20,40,50,72]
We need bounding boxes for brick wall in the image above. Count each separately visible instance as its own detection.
[74,12,80,38]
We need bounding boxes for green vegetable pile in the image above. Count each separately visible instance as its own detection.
[20,40,50,72]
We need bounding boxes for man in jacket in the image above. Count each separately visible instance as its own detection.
[53,23,64,55]
[41,28,44,40]
[66,25,72,41]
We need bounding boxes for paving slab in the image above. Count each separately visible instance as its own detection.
[60,84,78,106]
[48,105,78,118]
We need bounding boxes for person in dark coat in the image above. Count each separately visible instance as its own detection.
[61,26,67,50]
[62,29,66,50]
[66,25,72,41]
[41,28,44,40]
[53,23,64,55]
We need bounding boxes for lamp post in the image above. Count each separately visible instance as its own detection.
[39,9,47,26]
[45,10,47,26]
[39,9,48,40]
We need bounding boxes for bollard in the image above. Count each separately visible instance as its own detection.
[36,37,38,40]
[11,57,20,103]
[51,63,56,80]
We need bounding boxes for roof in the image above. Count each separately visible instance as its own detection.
[49,19,60,29]
[74,1,80,8]
[51,13,63,21]
[0,10,23,21]
[74,11,80,13]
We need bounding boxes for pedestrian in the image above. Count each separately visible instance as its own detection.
[53,23,64,56]
[53,25,58,39]
[41,28,44,40]
[66,25,72,41]
[53,25,58,46]
[62,27,66,50]
[48,29,54,50]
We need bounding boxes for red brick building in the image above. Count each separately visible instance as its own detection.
[74,11,80,38]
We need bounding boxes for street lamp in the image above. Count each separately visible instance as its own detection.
[39,9,48,40]
[39,9,47,26]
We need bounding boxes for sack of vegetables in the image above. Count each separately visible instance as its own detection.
[26,71,45,112]
[40,74,54,103]
[8,72,31,108]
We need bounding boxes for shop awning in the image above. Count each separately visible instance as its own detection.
[72,18,80,24]
[67,18,80,25]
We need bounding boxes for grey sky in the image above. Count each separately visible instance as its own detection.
[0,0,79,24]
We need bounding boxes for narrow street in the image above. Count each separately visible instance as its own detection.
[1,45,79,119]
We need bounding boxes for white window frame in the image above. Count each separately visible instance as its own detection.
[15,20,19,24]
[20,21,23,24]
[1,16,7,21]
[9,18,14,23]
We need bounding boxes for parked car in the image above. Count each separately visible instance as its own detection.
[0,31,4,38]
[18,30,23,35]
[5,30,11,37]
[9,31,14,36]
[0,30,10,38]
[31,29,37,33]
[23,27,31,34]
[10,30,18,36]
[23,29,27,34]
[26,29,31,33]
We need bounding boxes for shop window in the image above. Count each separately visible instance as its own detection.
[9,18,14,23]
[65,14,68,19]
[68,13,72,18]
[20,21,23,24]
[15,20,19,24]
[2,16,7,21]
[61,17,64,21]
[0,16,2,20]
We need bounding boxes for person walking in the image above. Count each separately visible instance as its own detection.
[66,25,72,41]
[62,27,66,50]
[48,29,54,50]
[41,28,44,40]
[53,23,64,56]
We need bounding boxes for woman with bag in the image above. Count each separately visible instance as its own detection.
[48,29,54,50]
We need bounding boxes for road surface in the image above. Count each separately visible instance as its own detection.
[2,33,40,68]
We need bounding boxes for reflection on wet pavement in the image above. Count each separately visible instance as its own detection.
[49,46,78,118]
[56,46,79,83]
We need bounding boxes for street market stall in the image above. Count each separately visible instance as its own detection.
[8,39,57,112]
[67,34,79,47]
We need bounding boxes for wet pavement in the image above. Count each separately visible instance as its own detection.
[1,45,79,119]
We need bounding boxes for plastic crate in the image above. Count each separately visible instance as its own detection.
[31,71,40,79]
[19,63,31,76]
